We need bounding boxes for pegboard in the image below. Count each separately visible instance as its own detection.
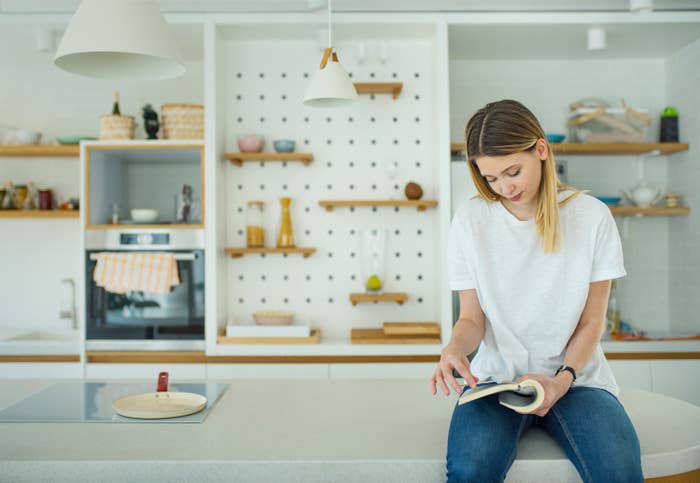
[222,38,441,340]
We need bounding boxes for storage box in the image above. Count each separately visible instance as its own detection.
[99,115,135,140]
[161,103,204,140]
[567,107,651,143]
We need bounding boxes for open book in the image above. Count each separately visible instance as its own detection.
[458,379,545,414]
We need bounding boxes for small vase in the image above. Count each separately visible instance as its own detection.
[276,197,295,248]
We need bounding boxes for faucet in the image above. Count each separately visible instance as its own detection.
[60,278,77,330]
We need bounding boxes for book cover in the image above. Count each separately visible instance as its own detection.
[458,379,545,414]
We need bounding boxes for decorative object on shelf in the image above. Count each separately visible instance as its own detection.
[100,92,135,140]
[6,129,42,145]
[56,135,96,145]
[110,202,120,224]
[54,0,185,80]
[567,99,651,143]
[404,181,424,200]
[664,193,681,208]
[359,228,386,294]
[2,182,15,209]
[246,201,265,248]
[272,139,296,153]
[303,0,357,107]
[253,310,294,326]
[237,134,265,153]
[659,106,679,142]
[13,184,27,210]
[142,104,160,140]
[0,187,5,208]
[276,197,295,248]
[161,104,204,139]
[545,133,566,143]
[622,181,662,208]
[130,209,159,223]
[175,184,192,223]
[595,196,622,206]
[22,181,38,210]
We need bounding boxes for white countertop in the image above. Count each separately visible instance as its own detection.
[0,328,80,355]
[0,379,698,483]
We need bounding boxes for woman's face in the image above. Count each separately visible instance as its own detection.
[473,138,548,211]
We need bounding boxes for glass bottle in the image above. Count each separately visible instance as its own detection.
[112,91,121,115]
[111,203,120,224]
[607,280,621,336]
[276,197,295,248]
[246,201,265,248]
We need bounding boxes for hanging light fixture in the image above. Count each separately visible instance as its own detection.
[54,0,185,80]
[303,0,357,107]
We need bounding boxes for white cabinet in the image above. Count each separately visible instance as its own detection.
[650,360,700,406]
[609,360,653,392]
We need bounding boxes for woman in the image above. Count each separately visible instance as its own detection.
[431,100,643,482]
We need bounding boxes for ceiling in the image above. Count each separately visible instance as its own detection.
[0,0,699,13]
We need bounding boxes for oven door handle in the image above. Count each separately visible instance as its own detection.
[89,253,197,261]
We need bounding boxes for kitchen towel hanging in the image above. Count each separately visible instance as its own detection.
[93,252,180,294]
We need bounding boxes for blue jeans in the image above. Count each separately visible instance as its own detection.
[446,385,643,483]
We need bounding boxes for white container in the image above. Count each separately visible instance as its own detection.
[130,209,159,223]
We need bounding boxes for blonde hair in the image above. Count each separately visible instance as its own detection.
[465,99,582,253]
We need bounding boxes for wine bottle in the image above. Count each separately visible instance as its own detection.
[112,91,121,116]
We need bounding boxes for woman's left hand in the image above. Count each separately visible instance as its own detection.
[515,372,573,417]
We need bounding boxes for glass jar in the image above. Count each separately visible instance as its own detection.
[246,201,265,247]
[38,189,53,210]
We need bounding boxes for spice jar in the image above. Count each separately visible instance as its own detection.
[13,184,27,210]
[665,193,681,208]
[38,189,53,210]
[246,201,265,247]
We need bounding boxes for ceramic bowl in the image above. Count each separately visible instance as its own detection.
[273,139,296,153]
[596,196,622,206]
[546,133,566,143]
[130,209,159,223]
[253,310,294,326]
[237,134,264,153]
[15,129,42,145]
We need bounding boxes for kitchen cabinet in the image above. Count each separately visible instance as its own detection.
[84,363,206,381]
[650,360,700,406]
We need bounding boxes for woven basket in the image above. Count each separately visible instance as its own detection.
[161,103,204,140]
[100,115,135,140]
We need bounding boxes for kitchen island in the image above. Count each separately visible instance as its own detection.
[1,379,699,482]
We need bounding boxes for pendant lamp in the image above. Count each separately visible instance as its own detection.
[55,0,185,80]
[303,0,357,107]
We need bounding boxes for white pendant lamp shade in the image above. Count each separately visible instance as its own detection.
[303,48,358,108]
[55,0,185,80]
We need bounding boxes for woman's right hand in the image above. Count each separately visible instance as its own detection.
[430,343,479,396]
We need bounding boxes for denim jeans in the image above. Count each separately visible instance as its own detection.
[446,384,643,483]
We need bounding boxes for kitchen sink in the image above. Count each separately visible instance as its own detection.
[5,330,77,342]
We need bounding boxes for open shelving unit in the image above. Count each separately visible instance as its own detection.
[349,292,409,306]
[609,206,690,217]
[224,152,314,166]
[0,145,79,157]
[318,199,438,211]
[225,247,317,258]
[353,82,403,99]
[450,142,689,156]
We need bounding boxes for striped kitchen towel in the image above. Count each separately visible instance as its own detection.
[93,252,180,294]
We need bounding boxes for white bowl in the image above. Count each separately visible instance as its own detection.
[130,209,159,223]
[14,129,42,145]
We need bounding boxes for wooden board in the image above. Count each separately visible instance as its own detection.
[224,247,316,258]
[0,145,79,157]
[351,328,441,345]
[218,328,321,344]
[450,142,689,156]
[383,322,441,336]
[349,292,408,305]
[224,152,313,165]
[318,199,437,212]
[113,391,207,419]
[0,210,79,218]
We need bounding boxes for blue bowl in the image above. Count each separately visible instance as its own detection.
[273,140,296,153]
[596,196,622,206]
[546,133,566,143]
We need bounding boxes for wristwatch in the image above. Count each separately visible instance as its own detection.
[555,365,577,384]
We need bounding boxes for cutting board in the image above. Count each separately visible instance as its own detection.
[382,322,440,336]
[218,328,321,344]
[112,372,207,419]
[351,328,441,344]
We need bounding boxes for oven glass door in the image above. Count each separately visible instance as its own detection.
[86,250,204,340]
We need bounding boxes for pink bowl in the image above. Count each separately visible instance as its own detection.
[237,135,264,153]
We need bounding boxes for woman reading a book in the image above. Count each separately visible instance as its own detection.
[431,99,643,482]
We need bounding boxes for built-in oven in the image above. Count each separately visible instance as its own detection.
[85,230,205,350]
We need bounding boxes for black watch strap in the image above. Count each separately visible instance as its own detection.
[555,365,577,383]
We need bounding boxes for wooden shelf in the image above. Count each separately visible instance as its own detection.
[351,328,441,345]
[225,247,316,258]
[349,292,408,306]
[450,142,689,156]
[609,206,690,216]
[218,328,321,345]
[319,199,438,212]
[87,223,203,229]
[0,145,79,157]
[225,152,313,166]
[354,82,403,99]
[0,210,79,218]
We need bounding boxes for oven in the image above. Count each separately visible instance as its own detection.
[85,230,205,350]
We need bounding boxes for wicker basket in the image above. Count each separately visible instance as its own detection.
[99,115,135,140]
[161,103,204,140]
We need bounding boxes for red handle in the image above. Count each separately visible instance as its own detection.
[157,371,169,392]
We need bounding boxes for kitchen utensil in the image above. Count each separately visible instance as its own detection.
[253,310,295,326]
[237,134,264,153]
[56,135,97,145]
[622,183,662,208]
[112,372,207,419]
[595,196,622,206]
[246,201,265,247]
[272,139,295,152]
[130,209,159,223]
[13,184,27,209]
[546,133,565,143]
[276,197,295,248]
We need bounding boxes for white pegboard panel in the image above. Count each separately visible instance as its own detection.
[221,37,441,341]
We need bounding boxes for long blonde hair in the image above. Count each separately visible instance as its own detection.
[465,99,581,253]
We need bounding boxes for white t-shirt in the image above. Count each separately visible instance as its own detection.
[447,190,625,396]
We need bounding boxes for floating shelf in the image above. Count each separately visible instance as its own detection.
[224,152,313,166]
[351,328,441,345]
[609,206,690,216]
[450,142,689,156]
[354,82,403,99]
[0,145,80,157]
[218,328,321,345]
[319,199,438,212]
[349,292,408,306]
[0,210,79,218]
[87,223,203,229]
[225,247,317,258]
